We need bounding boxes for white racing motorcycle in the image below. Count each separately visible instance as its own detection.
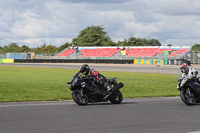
[177,74,200,105]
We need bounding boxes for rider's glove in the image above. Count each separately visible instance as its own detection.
[82,76,88,79]
[177,85,179,89]
[88,76,94,80]
[84,76,93,80]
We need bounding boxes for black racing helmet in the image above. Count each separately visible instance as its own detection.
[79,64,90,74]
[180,63,189,74]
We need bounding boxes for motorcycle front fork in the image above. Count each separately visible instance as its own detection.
[186,88,195,102]
[80,89,84,97]
[186,88,191,95]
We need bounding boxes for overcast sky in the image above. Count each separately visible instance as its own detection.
[0,0,200,48]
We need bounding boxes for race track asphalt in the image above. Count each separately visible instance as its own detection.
[1,63,200,133]
[0,98,200,133]
[1,63,182,74]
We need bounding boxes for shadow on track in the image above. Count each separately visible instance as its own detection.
[70,101,138,106]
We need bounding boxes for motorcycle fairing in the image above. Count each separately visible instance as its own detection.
[189,82,200,94]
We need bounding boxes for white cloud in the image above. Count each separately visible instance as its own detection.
[124,21,160,38]
[163,39,200,46]
[0,0,200,47]
[144,0,200,15]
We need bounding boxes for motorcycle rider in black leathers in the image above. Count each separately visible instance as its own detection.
[79,64,112,94]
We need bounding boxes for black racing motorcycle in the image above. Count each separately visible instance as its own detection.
[177,74,200,105]
[67,72,124,105]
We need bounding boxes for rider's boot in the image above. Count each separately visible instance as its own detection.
[104,82,112,93]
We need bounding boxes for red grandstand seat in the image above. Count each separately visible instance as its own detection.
[57,49,76,57]
[169,49,190,57]
[124,48,175,57]
[80,48,119,57]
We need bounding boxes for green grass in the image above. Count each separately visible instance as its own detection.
[0,65,179,102]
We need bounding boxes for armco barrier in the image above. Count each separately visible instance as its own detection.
[14,59,134,64]
[144,60,146,64]
[137,59,140,64]
[146,60,150,64]
[140,59,144,64]
[153,59,157,64]
[134,59,138,64]
[13,59,189,65]
[149,59,153,64]
[161,60,164,65]
[168,59,190,66]
[2,59,14,63]
[0,59,3,63]
[164,60,168,65]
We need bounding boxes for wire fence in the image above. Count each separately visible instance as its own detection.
[3,51,200,65]
[0,54,6,59]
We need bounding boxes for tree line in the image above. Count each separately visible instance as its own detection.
[1,25,196,55]
[191,44,200,53]
[0,43,70,55]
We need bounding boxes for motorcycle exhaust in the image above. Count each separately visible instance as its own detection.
[103,82,124,100]
[111,82,124,92]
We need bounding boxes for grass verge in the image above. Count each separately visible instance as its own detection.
[0,65,179,102]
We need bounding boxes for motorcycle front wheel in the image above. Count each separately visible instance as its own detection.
[180,88,196,105]
[72,91,88,105]
[109,90,123,104]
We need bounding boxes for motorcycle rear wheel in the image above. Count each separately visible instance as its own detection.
[72,91,88,105]
[180,89,196,105]
[109,90,123,104]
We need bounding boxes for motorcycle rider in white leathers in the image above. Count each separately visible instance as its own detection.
[178,63,200,89]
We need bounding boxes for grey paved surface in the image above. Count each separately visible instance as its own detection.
[1,63,200,133]
[0,98,200,133]
[0,63,183,74]
[2,63,200,74]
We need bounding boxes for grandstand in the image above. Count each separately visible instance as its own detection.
[55,46,191,59]
[1,45,192,65]
[57,49,76,57]
[125,48,173,57]
[169,49,190,57]
[79,48,118,57]
[8,46,191,65]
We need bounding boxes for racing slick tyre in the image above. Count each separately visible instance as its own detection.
[109,90,123,104]
[72,91,88,105]
[180,89,196,105]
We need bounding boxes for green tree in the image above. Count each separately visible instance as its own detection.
[117,39,128,46]
[127,37,138,46]
[57,42,71,52]
[192,44,200,53]
[40,45,57,55]
[30,44,58,55]
[20,45,30,52]
[148,39,161,46]
[118,37,161,46]
[1,43,31,53]
[8,43,19,48]
[0,46,2,54]
[2,43,21,53]
[30,47,40,54]
[72,25,115,46]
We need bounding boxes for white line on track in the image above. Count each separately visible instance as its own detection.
[0,97,179,108]
[0,101,73,108]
